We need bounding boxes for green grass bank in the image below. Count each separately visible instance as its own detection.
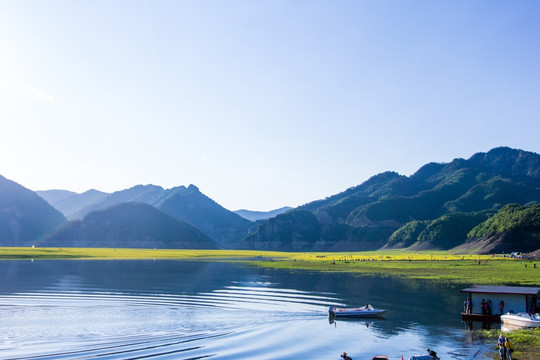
[474,328,540,360]
[1,247,538,286]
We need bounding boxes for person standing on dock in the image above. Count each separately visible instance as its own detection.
[499,300,505,315]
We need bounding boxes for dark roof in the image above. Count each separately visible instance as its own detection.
[460,286,540,296]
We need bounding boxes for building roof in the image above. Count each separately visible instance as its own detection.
[460,286,540,296]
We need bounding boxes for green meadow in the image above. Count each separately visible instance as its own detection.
[1,247,538,286]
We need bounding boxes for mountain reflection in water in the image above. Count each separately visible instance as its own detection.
[0,260,489,359]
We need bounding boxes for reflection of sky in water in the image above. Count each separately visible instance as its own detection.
[0,260,492,359]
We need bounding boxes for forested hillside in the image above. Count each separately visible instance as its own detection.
[241,147,540,252]
[40,203,218,249]
[455,204,540,254]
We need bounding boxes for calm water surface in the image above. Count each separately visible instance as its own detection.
[0,260,492,359]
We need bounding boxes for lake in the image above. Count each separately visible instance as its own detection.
[0,260,494,359]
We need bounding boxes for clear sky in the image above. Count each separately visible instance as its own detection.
[1,1,539,211]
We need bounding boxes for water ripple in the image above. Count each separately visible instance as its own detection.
[0,284,333,359]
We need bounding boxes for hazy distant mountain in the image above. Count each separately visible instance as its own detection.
[241,147,540,252]
[38,189,109,219]
[64,185,163,219]
[36,189,77,204]
[0,175,66,246]
[41,202,217,249]
[234,207,292,221]
[46,184,253,247]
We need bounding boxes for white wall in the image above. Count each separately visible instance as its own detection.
[469,293,526,314]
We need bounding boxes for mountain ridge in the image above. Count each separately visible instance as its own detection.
[0,175,66,246]
[40,202,218,249]
[234,207,292,221]
[39,184,253,247]
[241,147,540,253]
[3,146,540,253]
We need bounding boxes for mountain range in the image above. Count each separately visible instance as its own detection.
[240,147,540,253]
[1,146,539,254]
[38,184,251,248]
[40,202,217,249]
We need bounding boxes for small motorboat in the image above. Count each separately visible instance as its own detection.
[500,312,540,328]
[408,348,440,360]
[329,304,386,318]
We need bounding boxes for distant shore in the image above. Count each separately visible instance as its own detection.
[1,247,538,286]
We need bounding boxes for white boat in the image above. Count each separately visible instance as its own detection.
[500,312,540,328]
[329,304,386,318]
[409,356,439,360]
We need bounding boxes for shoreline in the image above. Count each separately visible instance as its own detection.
[1,247,539,357]
[1,247,538,285]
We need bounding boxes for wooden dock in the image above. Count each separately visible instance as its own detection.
[461,312,501,322]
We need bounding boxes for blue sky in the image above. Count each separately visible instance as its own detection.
[1,1,539,211]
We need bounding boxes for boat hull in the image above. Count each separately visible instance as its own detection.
[329,306,386,318]
[500,313,540,328]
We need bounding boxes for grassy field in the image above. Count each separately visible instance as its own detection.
[474,328,540,360]
[1,247,538,285]
[0,247,284,260]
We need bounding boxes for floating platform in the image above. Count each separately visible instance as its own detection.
[461,312,501,322]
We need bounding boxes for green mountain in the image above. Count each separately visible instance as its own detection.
[241,147,540,252]
[5,146,540,253]
[40,202,217,249]
[468,203,540,238]
[41,184,253,247]
[0,175,67,246]
[454,204,540,254]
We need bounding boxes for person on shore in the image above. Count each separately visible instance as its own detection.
[504,337,514,360]
[498,334,507,360]
[341,351,352,360]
